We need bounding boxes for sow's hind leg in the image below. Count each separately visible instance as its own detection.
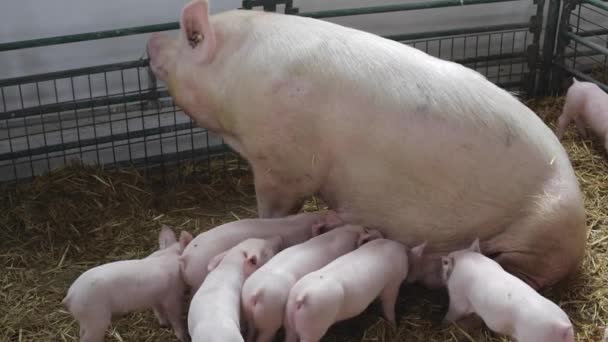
[483,174,587,291]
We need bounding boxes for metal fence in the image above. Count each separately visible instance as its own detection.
[0,0,547,183]
[548,0,608,94]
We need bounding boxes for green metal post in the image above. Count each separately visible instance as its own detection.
[561,30,608,56]
[386,22,529,41]
[539,0,561,95]
[0,23,179,52]
[526,0,545,97]
[584,0,608,11]
[241,0,298,13]
[299,0,520,18]
[552,0,581,94]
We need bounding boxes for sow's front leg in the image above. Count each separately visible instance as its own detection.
[253,167,308,218]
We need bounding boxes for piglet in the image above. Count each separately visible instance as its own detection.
[557,77,608,152]
[180,211,342,292]
[441,239,574,342]
[187,237,284,342]
[62,225,193,342]
[284,238,425,342]
[241,225,383,342]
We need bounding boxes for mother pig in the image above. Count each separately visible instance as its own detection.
[147,0,586,290]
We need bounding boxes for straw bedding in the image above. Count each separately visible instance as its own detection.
[1,96,607,341]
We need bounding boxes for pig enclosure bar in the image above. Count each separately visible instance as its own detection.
[547,0,608,94]
[0,0,543,184]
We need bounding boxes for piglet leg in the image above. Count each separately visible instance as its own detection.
[556,113,572,140]
[78,314,111,342]
[454,314,485,330]
[379,281,401,325]
[153,305,169,327]
[254,172,304,218]
[284,325,298,342]
[574,116,588,138]
[442,295,470,325]
[245,315,256,342]
[163,296,190,342]
[256,330,276,342]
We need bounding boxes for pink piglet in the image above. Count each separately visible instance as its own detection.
[441,239,574,342]
[62,225,193,342]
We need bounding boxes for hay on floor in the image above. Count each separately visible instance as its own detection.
[1,96,607,341]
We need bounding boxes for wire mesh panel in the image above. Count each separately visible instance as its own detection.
[401,29,533,92]
[553,0,608,93]
[0,0,543,183]
[285,0,543,95]
[0,60,227,183]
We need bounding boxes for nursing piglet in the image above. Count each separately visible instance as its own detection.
[180,211,342,291]
[441,239,574,342]
[188,237,283,342]
[241,225,383,342]
[284,239,425,342]
[62,225,193,342]
[557,77,608,153]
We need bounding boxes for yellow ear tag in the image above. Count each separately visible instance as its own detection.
[167,73,179,99]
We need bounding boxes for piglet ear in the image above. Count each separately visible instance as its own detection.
[468,238,481,253]
[324,210,344,228]
[357,228,383,247]
[178,255,187,274]
[410,241,427,259]
[159,225,177,249]
[180,0,217,64]
[207,250,228,271]
[179,231,194,252]
[311,222,325,237]
[312,210,344,236]
[268,235,284,252]
[441,256,450,268]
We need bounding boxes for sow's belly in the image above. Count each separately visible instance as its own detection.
[320,115,557,252]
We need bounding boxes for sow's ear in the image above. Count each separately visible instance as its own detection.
[180,0,217,64]
[409,241,427,259]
